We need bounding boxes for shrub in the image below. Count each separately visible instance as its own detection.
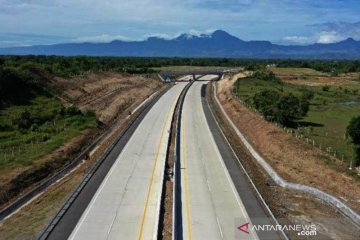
[252,70,281,83]
[253,90,309,126]
[12,110,32,129]
[322,85,330,92]
[301,89,315,100]
[65,105,82,116]
[347,116,360,166]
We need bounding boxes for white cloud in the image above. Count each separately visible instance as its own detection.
[143,33,174,40]
[283,21,360,45]
[316,31,344,44]
[71,34,132,43]
[188,29,215,36]
[1,1,359,46]
[283,36,311,44]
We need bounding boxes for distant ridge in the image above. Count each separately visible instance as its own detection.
[0,30,359,59]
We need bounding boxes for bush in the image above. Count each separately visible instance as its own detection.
[65,106,82,116]
[253,90,309,126]
[84,110,96,118]
[322,85,330,92]
[12,110,32,129]
[252,70,281,83]
[347,116,360,166]
[301,89,315,100]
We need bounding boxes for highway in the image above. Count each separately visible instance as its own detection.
[68,82,187,240]
[180,81,258,240]
[43,75,280,240]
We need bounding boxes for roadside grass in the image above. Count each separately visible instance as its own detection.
[0,96,98,174]
[234,76,360,164]
[269,67,328,76]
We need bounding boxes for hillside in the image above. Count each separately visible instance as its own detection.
[0,58,163,211]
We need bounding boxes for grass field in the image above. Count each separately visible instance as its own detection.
[234,74,360,164]
[269,67,328,76]
[0,96,97,173]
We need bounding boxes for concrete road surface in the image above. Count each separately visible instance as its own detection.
[197,75,219,81]
[69,82,187,240]
[181,81,258,240]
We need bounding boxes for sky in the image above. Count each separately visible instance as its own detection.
[0,0,360,47]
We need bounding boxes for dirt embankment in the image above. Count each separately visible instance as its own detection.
[53,72,163,123]
[212,74,360,239]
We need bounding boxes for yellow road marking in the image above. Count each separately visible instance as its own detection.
[182,111,192,240]
[137,97,177,240]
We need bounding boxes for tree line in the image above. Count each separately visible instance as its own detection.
[1,56,360,78]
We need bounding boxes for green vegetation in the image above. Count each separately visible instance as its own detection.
[347,116,360,166]
[234,70,360,165]
[0,60,98,173]
[0,95,97,169]
[269,67,327,76]
[1,56,360,169]
[243,70,309,126]
[1,56,360,79]
[253,89,309,125]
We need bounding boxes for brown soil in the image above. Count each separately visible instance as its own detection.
[207,80,360,239]
[52,72,163,123]
[279,73,359,86]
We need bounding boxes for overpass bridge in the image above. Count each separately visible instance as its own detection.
[159,69,240,82]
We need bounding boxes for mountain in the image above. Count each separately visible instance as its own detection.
[0,30,359,59]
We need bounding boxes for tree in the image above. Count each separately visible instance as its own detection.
[276,93,304,125]
[253,90,280,121]
[347,116,360,166]
[253,90,309,126]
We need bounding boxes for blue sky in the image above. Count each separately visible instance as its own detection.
[0,0,359,47]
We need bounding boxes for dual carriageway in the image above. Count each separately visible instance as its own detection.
[44,74,281,240]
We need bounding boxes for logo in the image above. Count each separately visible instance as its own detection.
[237,222,250,234]
[236,220,317,237]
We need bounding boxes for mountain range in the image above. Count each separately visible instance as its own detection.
[0,30,359,59]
